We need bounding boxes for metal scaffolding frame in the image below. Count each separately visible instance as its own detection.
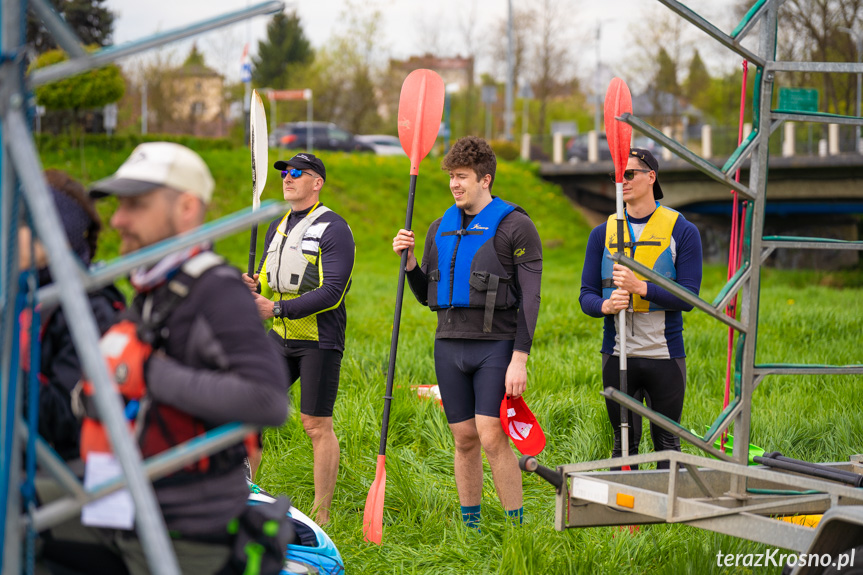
[526,0,863,565]
[0,2,284,574]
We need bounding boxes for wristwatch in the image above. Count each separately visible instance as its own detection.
[272,301,282,318]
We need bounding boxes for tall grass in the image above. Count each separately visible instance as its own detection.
[41,143,863,574]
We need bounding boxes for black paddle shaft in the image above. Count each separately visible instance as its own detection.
[378,174,418,456]
[247,224,259,277]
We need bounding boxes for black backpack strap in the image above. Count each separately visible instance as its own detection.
[136,252,225,346]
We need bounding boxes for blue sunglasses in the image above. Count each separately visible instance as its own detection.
[281,168,308,179]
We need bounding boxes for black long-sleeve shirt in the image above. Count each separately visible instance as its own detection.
[406,208,542,354]
[258,205,355,351]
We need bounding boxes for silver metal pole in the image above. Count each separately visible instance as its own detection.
[269,90,277,134]
[30,1,284,87]
[28,0,86,58]
[594,22,601,134]
[504,0,514,141]
[839,26,862,153]
[731,0,778,491]
[614,181,630,459]
[306,90,313,152]
[2,2,25,571]
[244,82,251,146]
[4,110,182,575]
[35,201,287,309]
[141,82,148,135]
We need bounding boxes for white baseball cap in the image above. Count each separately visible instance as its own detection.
[90,142,214,204]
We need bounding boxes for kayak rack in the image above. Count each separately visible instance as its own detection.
[526,1,863,571]
[0,3,285,575]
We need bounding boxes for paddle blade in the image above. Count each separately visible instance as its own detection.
[397,69,445,176]
[250,89,268,210]
[603,78,633,182]
[363,454,387,545]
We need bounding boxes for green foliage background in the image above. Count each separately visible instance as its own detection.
[39,140,863,574]
[31,49,124,111]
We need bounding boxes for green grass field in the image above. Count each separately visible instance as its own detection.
[41,142,863,574]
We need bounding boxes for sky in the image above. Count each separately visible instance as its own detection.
[108,0,652,83]
[106,0,746,98]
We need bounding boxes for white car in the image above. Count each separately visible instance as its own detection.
[356,134,406,156]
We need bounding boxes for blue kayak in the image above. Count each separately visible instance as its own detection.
[248,483,345,575]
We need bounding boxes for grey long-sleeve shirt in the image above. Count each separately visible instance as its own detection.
[142,259,289,536]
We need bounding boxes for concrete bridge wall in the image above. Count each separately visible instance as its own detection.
[539,156,863,269]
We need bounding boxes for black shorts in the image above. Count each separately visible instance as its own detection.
[433,339,515,424]
[280,347,342,417]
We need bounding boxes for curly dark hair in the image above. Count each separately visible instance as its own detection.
[44,169,102,264]
[441,136,496,191]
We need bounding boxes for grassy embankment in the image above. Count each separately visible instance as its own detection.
[41,141,863,574]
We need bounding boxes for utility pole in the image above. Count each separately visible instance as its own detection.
[141,82,148,135]
[839,25,862,153]
[504,0,514,141]
[594,22,601,134]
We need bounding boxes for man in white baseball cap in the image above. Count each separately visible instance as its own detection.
[90,142,214,255]
[91,141,214,203]
[60,142,293,573]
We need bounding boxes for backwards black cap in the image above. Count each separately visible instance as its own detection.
[629,147,663,200]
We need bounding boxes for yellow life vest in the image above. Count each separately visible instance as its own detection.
[602,205,679,312]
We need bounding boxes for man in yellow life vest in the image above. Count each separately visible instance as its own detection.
[242,153,355,526]
[579,148,703,468]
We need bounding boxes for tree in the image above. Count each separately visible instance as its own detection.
[491,8,534,93]
[528,0,576,135]
[296,2,385,134]
[183,43,206,68]
[252,11,313,89]
[767,0,863,115]
[26,0,114,54]
[655,47,680,97]
[684,49,711,110]
[31,48,124,117]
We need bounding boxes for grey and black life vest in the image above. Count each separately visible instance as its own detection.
[76,251,247,481]
[427,197,522,332]
[265,203,332,295]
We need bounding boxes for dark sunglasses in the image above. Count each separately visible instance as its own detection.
[608,169,651,183]
[281,168,309,179]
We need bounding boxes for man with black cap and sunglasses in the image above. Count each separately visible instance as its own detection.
[242,152,355,526]
[579,147,702,469]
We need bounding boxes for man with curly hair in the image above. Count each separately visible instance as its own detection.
[392,136,542,529]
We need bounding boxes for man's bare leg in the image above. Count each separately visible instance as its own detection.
[475,414,522,513]
[301,414,339,525]
[450,419,483,507]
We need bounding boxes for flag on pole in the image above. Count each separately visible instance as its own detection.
[240,43,252,83]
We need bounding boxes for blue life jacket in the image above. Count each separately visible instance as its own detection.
[427,197,517,332]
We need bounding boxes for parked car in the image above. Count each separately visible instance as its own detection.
[566,133,611,162]
[270,121,374,152]
[566,133,664,163]
[355,134,406,156]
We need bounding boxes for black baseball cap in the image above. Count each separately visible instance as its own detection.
[274,152,326,182]
[629,148,663,200]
